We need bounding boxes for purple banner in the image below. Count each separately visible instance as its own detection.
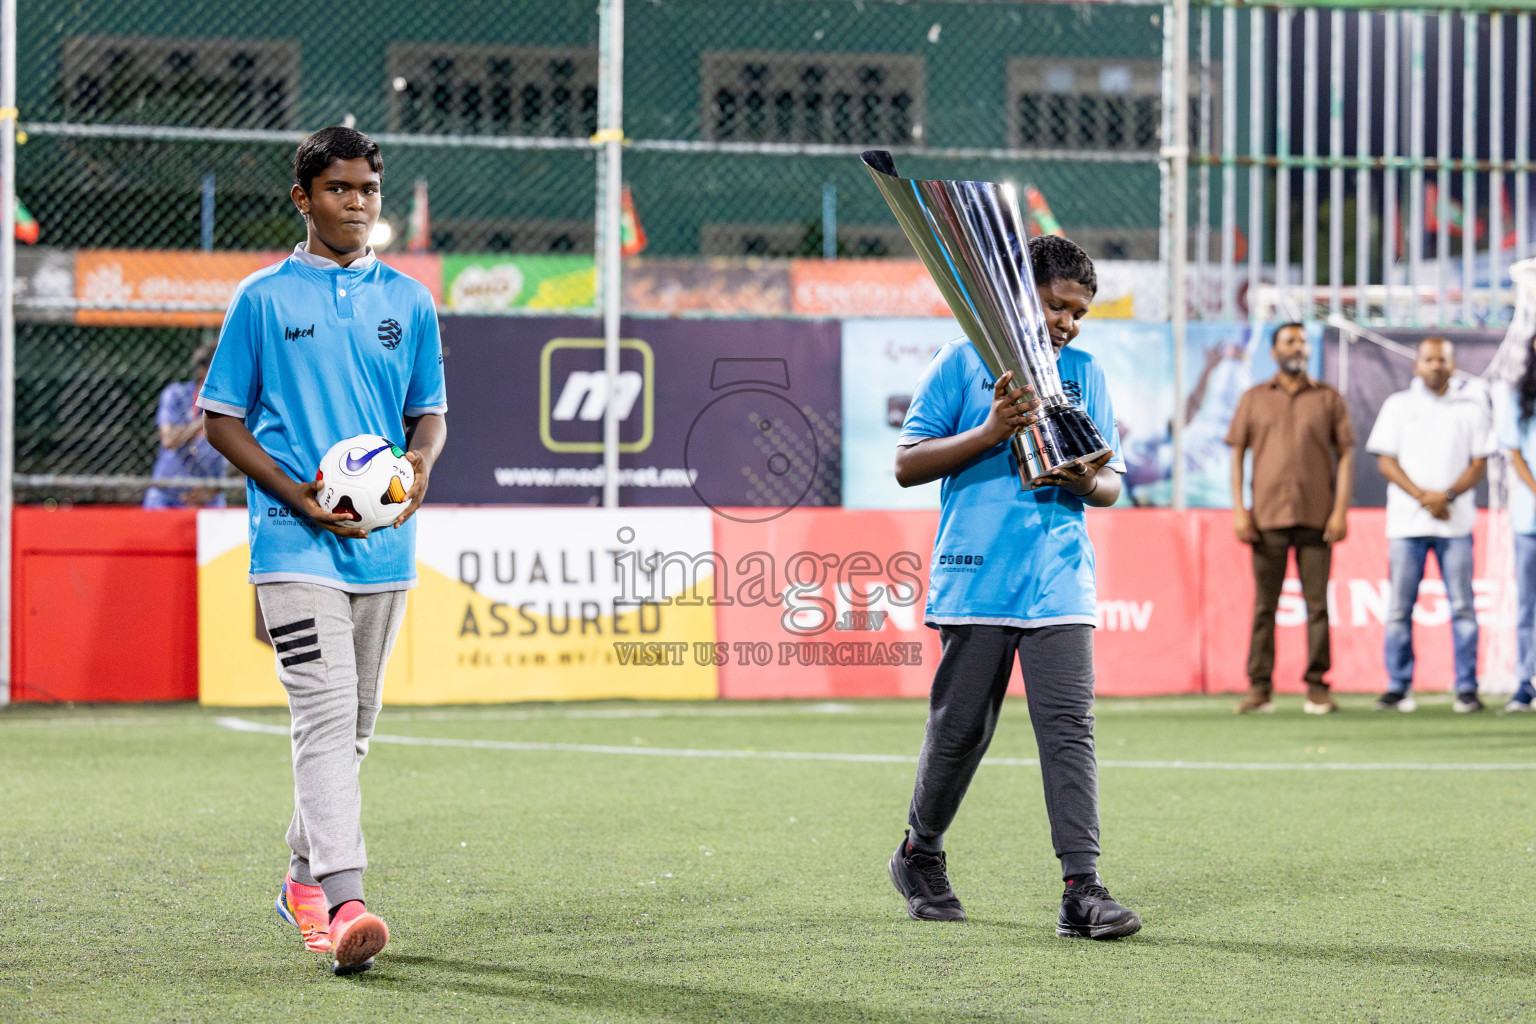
[1325,327,1504,509]
[431,316,842,512]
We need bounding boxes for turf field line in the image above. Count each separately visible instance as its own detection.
[0,714,216,729]
[0,703,863,731]
[212,717,1536,771]
[380,702,859,723]
[214,716,919,763]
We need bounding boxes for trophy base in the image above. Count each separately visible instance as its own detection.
[1010,404,1112,489]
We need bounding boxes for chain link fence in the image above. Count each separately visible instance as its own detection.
[15,0,1168,502]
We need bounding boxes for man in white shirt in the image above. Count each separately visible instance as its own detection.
[1365,337,1493,713]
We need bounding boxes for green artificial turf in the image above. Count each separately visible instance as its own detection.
[3,695,1535,1023]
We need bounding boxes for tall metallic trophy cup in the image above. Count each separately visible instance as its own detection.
[861,150,1111,488]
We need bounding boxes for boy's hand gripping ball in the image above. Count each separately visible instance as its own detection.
[315,435,416,532]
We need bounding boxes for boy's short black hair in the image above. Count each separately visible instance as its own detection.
[1027,235,1096,296]
[1272,322,1306,347]
[292,126,383,195]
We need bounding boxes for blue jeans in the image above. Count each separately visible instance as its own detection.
[1385,535,1479,694]
[1513,534,1536,704]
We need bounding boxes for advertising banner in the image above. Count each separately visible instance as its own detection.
[792,259,1178,321]
[1092,262,1162,320]
[197,505,1493,704]
[430,316,842,510]
[442,254,595,311]
[74,249,443,327]
[1327,327,1503,510]
[790,259,951,319]
[16,247,76,324]
[380,253,445,306]
[839,319,950,511]
[624,258,790,316]
[1089,511,1204,695]
[197,507,717,705]
[76,250,282,327]
[841,318,1191,511]
[1199,509,1504,695]
[1072,321,1174,505]
[712,507,1204,699]
[713,509,941,699]
[1107,321,1326,508]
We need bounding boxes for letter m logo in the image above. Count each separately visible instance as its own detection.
[539,337,655,453]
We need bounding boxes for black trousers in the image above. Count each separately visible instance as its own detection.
[907,623,1100,879]
[1247,527,1332,691]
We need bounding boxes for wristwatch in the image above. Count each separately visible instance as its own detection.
[1445,487,1459,502]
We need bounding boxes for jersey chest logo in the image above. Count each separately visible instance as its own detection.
[378,318,403,350]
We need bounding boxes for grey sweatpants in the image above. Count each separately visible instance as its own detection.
[257,582,408,911]
[908,623,1101,879]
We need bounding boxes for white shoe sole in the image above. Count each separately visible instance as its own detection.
[1303,701,1338,715]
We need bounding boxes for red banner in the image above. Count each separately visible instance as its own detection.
[1200,509,1506,695]
[13,507,1502,703]
[1089,511,1204,695]
[713,509,941,699]
[788,259,951,318]
[73,249,443,326]
[712,508,1208,699]
[712,508,1495,700]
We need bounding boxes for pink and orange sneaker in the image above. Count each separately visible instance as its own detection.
[275,875,331,953]
[329,901,389,976]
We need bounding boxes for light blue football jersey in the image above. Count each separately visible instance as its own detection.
[198,245,448,592]
[898,339,1124,628]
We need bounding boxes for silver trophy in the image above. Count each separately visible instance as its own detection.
[861,150,1111,488]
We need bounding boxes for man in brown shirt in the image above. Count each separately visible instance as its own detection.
[1226,323,1356,714]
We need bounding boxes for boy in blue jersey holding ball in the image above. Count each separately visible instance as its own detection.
[199,127,447,974]
[888,235,1140,940]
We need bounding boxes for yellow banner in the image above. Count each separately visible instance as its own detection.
[197,508,718,705]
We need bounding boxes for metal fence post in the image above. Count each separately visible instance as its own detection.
[1356,12,1372,316]
[1169,0,1189,511]
[0,0,14,707]
[1248,7,1264,323]
[598,0,624,511]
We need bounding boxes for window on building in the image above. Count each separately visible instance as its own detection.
[1008,58,1216,153]
[701,51,925,145]
[387,44,598,137]
[62,36,300,128]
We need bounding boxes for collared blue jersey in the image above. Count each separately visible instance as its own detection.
[197,248,448,593]
[898,339,1124,629]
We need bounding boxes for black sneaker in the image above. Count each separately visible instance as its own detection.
[1057,876,1142,940]
[1373,691,1417,712]
[1453,693,1485,714]
[888,832,966,921]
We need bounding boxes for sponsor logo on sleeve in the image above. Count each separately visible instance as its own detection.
[936,552,984,573]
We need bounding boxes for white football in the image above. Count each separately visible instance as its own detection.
[316,434,415,532]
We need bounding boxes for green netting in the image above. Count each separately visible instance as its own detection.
[16,0,1169,497]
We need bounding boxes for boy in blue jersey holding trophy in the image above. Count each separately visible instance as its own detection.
[199,127,448,974]
[888,236,1140,940]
